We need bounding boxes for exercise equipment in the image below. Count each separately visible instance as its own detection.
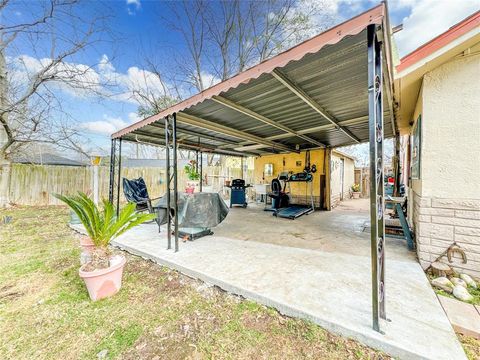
[265,175,290,212]
[227,179,251,208]
[274,172,315,220]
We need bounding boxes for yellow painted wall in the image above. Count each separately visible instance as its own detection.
[254,149,327,205]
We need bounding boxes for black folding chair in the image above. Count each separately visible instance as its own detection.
[122,177,160,219]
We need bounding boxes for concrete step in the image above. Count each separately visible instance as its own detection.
[438,294,480,339]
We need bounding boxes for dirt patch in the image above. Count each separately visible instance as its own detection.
[459,335,480,360]
[0,284,24,301]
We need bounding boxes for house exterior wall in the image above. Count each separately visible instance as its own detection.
[330,152,355,207]
[410,53,480,277]
[253,149,327,208]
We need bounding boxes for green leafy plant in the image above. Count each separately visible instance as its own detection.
[53,192,155,248]
[184,160,200,180]
[351,183,360,192]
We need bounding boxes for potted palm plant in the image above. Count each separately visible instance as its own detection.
[184,160,200,193]
[351,184,361,199]
[54,192,155,301]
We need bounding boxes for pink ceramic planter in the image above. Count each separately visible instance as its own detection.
[79,255,126,301]
[79,236,95,254]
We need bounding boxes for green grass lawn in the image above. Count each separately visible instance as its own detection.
[0,206,477,359]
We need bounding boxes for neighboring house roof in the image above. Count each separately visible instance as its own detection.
[394,11,480,133]
[12,153,87,166]
[332,149,356,162]
[122,158,190,168]
[397,11,480,74]
[112,3,396,156]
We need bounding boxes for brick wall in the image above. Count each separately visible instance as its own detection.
[412,191,480,278]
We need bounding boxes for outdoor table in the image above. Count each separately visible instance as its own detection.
[153,192,229,228]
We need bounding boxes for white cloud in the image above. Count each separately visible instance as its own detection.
[9,53,176,108]
[98,54,115,73]
[9,54,105,99]
[126,0,141,15]
[128,112,141,123]
[127,0,141,6]
[81,115,131,135]
[394,0,479,57]
[80,112,142,137]
[200,71,221,89]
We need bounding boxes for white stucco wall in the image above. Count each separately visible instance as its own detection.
[330,152,355,207]
[411,52,480,277]
[421,54,480,199]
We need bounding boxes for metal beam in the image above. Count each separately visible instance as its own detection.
[382,60,397,136]
[172,113,179,253]
[211,95,325,147]
[108,138,117,204]
[220,115,369,150]
[148,122,240,146]
[165,114,179,252]
[132,129,237,151]
[271,69,360,143]
[199,151,203,192]
[165,117,171,250]
[116,138,122,216]
[177,112,295,153]
[125,132,258,157]
[368,23,386,333]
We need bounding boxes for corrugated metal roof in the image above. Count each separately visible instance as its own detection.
[115,3,396,156]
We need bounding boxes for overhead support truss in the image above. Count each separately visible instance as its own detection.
[108,137,122,216]
[211,95,325,148]
[368,24,386,333]
[271,69,361,144]
[218,115,369,151]
[177,112,295,153]
[130,129,258,157]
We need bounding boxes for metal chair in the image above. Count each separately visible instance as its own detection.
[122,177,160,215]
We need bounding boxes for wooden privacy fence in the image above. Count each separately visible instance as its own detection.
[354,168,370,198]
[8,164,253,206]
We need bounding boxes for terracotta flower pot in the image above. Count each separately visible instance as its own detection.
[79,255,126,301]
[186,180,200,193]
[79,236,95,254]
[352,192,361,199]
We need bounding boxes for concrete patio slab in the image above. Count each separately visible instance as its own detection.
[439,295,480,339]
[71,200,466,359]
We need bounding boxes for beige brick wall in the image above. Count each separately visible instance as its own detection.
[413,191,480,278]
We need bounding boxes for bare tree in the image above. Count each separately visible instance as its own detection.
[155,0,337,93]
[0,0,112,206]
[132,58,180,117]
[163,0,207,92]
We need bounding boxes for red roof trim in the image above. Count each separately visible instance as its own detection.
[397,10,480,73]
[113,3,385,139]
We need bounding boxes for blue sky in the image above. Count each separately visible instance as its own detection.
[4,0,479,155]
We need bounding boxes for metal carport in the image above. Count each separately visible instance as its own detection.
[110,2,397,332]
